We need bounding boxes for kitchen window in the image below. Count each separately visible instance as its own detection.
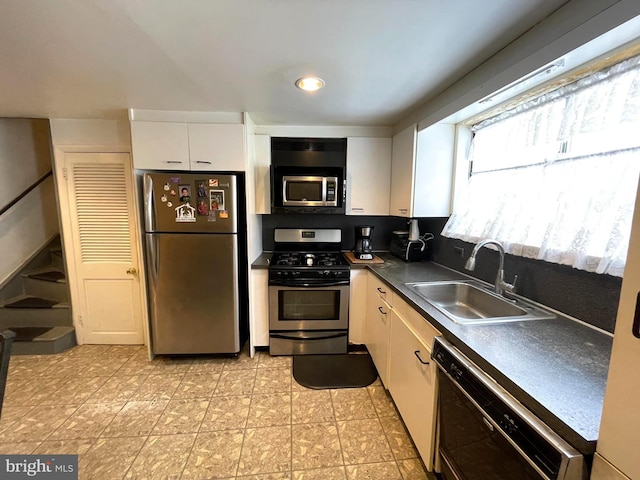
[443,52,640,277]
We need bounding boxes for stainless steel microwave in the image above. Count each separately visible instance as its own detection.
[282,175,339,207]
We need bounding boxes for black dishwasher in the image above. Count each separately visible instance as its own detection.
[432,337,587,480]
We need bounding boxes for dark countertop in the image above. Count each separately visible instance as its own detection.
[251,253,272,268]
[252,251,612,455]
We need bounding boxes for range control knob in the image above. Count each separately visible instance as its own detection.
[323,270,330,276]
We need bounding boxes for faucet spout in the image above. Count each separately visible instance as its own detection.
[464,239,516,295]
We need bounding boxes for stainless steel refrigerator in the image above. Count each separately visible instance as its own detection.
[143,171,247,355]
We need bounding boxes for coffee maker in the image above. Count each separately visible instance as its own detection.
[354,225,374,260]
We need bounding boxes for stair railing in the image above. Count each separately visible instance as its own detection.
[0,169,53,217]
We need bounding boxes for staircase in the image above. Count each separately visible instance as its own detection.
[0,237,76,355]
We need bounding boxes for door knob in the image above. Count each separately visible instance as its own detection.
[126,268,137,275]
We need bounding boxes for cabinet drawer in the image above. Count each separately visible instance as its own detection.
[368,273,393,305]
[394,294,440,347]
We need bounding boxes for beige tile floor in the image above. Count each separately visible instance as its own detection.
[0,345,429,480]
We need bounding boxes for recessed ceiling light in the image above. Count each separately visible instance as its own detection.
[295,77,325,92]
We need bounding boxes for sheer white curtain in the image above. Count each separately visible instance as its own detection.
[442,54,640,277]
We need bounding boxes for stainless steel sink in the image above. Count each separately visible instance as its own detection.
[405,280,555,325]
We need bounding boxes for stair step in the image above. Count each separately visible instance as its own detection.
[4,326,52,341]
[22,270,69,303]
[50,248,64,270]
[0,298,72,327]
[25,268,66,283]
[10,326,76,355]
[4,295,59,309]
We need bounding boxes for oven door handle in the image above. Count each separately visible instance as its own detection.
[270,332,347,341]
[269,280,350,288]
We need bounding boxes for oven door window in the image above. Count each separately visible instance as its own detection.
[269,285,349,331]
[279,290,339,320]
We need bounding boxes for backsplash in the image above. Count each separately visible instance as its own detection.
[260,214,621,332]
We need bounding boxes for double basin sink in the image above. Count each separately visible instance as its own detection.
[405,280,556,325]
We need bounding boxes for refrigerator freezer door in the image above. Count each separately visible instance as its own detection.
[144,172,237,233]
[146,233,240,354]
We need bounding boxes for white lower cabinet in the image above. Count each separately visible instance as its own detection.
[388,306,439,470]
[366,274,392,386]
[364,272,440,471]
[250,269,269,348]
[348,268,368,345]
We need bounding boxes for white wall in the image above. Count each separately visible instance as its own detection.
[50,118,131,147]
[0,119,59,286]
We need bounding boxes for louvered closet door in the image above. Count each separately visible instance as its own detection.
[65,152,144,344]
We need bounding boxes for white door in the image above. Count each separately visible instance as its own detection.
[63,152,145,344]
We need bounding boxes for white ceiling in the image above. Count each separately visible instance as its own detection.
[0,0,572,126]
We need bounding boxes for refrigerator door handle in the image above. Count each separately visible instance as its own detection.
[146,234,159,281]
[144,173,156,232]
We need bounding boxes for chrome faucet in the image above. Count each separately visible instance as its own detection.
[464,239,517,295]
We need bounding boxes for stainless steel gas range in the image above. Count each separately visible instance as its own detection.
[268,228,350,356]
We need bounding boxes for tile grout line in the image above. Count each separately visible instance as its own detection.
[367,385,404,478]
[329,387,348,477]
[232,355,259,478]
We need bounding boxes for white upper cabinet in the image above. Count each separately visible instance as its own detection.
[131,121,245,171]
[346,137,392,216]
[253,134,271,214]
[389,124,416,217]
[188,123,245,171]
[131,121,189,170]
[414,123,455,217]
[389,122,454,217]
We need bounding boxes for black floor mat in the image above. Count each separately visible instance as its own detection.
[27,271,65,282]
[293,352,378,389]
[4,297,57,308]
[5,327,52,341]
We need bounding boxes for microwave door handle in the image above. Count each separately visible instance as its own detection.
[282,178,288,206]
[322,177,327,205]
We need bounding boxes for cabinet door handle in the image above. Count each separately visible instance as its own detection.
[377,287,386,294]
[164,161,183,164]
[399,208,408,214]
[378,306,387,315]
[195,160,212,164]
[351,207,364,212]
[414,350,429,365]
